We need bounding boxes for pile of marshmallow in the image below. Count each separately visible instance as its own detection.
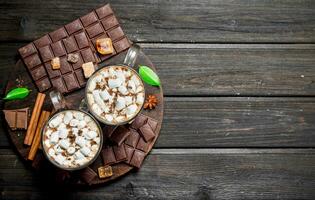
[43,110,101,168]
[87,66,145,124]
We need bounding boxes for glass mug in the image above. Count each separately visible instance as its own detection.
[84,44,146,126]
[41,90,103,171]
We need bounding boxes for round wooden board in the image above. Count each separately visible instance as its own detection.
[3,50,164,186]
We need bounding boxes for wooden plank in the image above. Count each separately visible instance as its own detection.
[1,0,315,43]
[1,148,315,199]
[1,43,315,96]
[2,97,315,148]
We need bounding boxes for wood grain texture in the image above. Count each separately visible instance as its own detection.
[1,148,315,200]
[0,0,315,43]
[2,97,315,148]
[1,43,315,96]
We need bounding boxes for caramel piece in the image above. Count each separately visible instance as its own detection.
[51,57,60,69]
[67,53,79,63]
[98,166,113,179]
[82,62,95,78]
[96,38,113,55]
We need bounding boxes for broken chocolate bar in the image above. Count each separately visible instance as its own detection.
[101,145,127,166]
[110,126,131,146]
[3,107,29,130]
[18,4,131,94]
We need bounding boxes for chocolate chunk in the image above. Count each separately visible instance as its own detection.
[136,137,150,152]
[111,126,131,146]
[139,123,156,142]
[36,77,51,92]
[51,77,67,94]
[98,166,113,179]
[18,43,36,58]
[44,62,61,78]
[3,107,29,130]
[101,147,116,165]
[86,23,104,39]
[124,144,135,163]
[107,26,124,41]
[65,19,83,35]
[113,145,127,161]
[96,4,113,19]
[63,73,79,92]
[67,53,79,63]
[80,48,96,63]
[75,69,87,86]
[74,32,90,49]
[59,56,72,74]
[148,118,158,132]
[24,54,42,69]
[51,41,66,57]
[38,45,54,62]
[34,35,51,48]
[49,27,68,42]
[101,15,119,30]
[113,37,130,53]
[63,36,78,53]
[131,114,148,130]
[30,65,47,81]
[125,128,140,147]
[130,150,145,168]
[80,11,98,27]
[80,167,98,184]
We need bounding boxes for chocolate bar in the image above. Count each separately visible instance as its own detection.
[18,4,131,93]
[3,107,29,130]
[110,126,131,146]
[101,145,127,166]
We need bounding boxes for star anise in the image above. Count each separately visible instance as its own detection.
[144,95,158,110]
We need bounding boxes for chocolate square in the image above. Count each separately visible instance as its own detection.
[101,147,116,165]
[130,150,145,168]
[63,36,78,53]
[65,19,83,35]
[18,43,37,58]
[72,53,84,69]
[96,4,113,19]
[107,26,124,41]
[38,45,54,62]
[51,77,67,94]
[86,23,104,38]
[75,69,87,86]
[125,129,140,148]
[113,37,130,53]
[101,15,119,30]
[74,32,90,49]
[63,73,79,92]
[139,123,155,142]
[80,167,98,184]
[80,11,98,27]
[4,110,16,130]
[16,109,29,130]
[51,41,66,57]
[113,145,127,161]
[30,65,47,81]
[131,114,148,130]
[136,137,150,153]
[24,53,42,69]
[111,126,131,146]
[44,62,61,78]
[148,118,158,132]
[34,35,51,48]
[59,56,72,74]
[124,144,135,164]
[49,27,68,42]
[80,48,96,63]
[36,77,51,92]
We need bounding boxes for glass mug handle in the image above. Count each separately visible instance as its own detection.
[123,44,140,68]
[49,89,67,111]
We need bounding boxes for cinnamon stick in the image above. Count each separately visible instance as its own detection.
[24,93,46,145]
[28,110,51,161]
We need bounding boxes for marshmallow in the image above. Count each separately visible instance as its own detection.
[49,116,62,128]
[45,129,53,137]
[91,144,99,152]
[136,93,145,105]
[126,104,138,115]
[69,119,79,127]
[67,147,76,155]
[80,146,91,156]
[105,114,113,122]
[74,112,84,120]
[88,80,96,92]
[55,154,66,165]
[75,136,86,147]
[44,140,51,148]
[54,145,63,154]
[57,123,66,130]
[116,96,126,111]
[84,115,92,123]
[50,131,59,144]
[92,103,103,116]
[48,148,55,157]
[85,131,97,140]
[128,80,137,93]
[118,85,128,95]
[108,78,122,88]
[74,151,84,160]
[108,67,116,76]
[116,116,126,122]
[72,128,79,134]
[87,121,98,132]
[59,139,70,149]
[136,85,144,93]
[63,111,73,124]
[99,89,111,101]
[100,70,109,78]
[131,75,141,86]
[78,120,87,129]
[94,137,100,145]
[58,129,68,139]
[87,93,95,105]
[125,96,133,106]
[94,75,103,83]
[123,70,132,77]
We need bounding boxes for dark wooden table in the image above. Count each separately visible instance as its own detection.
[1,1,315,199]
